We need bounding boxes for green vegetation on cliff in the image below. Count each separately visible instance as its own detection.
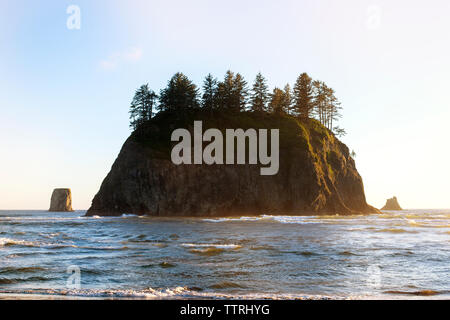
[133,108,340,162]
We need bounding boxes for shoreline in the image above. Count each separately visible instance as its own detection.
[0,292,448,301]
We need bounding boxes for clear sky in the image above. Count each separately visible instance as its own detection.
[1,0,450,210]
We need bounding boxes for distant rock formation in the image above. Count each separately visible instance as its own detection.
[49,188,74,212]
[86,109,379,217]
[381,196,402,210]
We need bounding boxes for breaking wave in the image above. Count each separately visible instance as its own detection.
[374,228,418,234]
[0,238,38,247]
[203,215,320,224]
[182,243,242,255]
[0,287,336,300]
[181,243,242,249]
[384,290,442,296]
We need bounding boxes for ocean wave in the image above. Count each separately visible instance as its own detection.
[75,245,129,251]
[0,278,17,285]
[181,243,241,249]
[338,251,357,256]
[209,281,247,289]
[403,214,450,220]
[123,238,168,247]
[182,243,242,255]
[202,216,266,223]
[202,215,320,224]
[384,289,442,296]
[0,238,38,247]
[0,267,46,275]
[0,287,335,300]
[10,287,194,299]
[189,248,226,255]
[39,232,61,238]
[0,276,55,285]
[0,217,83,223]
[0,237,128,251]
[374,228,418,234]
[121,214,139,218]
[313,214,365,220]
[249,245,276,251]
[404,219,450,228]
[158,262,176,268]
[265,216,320,224]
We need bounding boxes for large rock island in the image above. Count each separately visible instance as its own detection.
[87,110,378,217]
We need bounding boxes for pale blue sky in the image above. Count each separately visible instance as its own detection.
[1,0,450,209]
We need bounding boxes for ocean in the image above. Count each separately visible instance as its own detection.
[0,210,449,299]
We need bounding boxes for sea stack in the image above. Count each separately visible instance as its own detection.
[86,109,379,217]
[49,188,74,212]
[381,196,402,210]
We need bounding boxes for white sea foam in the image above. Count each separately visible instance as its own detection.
[181,243,241,249]
[0,287,336,300]
[2,287,447,300]
[263,215,320,224]
[202,215,320,224]
[202,216,265,222]
[0,238,37,247]
[0,237,122,250]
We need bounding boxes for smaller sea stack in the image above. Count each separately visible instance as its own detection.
[49,188,74,212]
[381,196,402,210]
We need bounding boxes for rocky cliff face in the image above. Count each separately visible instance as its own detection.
[49,188,73,212]
[381,197,402,210]
[87,110,379,217]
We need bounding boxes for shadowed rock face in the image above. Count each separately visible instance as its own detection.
[86,110,379,217]
[381,197,402,210]
[49,188,73,212]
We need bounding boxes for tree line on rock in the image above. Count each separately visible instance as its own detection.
[129,71,345,136]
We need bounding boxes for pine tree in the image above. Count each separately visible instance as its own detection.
[216,71,248,112]
[312,80,327,124]
[333,126,346,137]
[129,84,157,130]
[232,73,249,112]
[201,73,218,113]
[250,72,269,112]
[327,87,342,131]
[282,84,293,115]
[216,70,235,110]
[312,80,343,133]
[293,73,314,119]
[268,87,285,114]
[158,72,199,112]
